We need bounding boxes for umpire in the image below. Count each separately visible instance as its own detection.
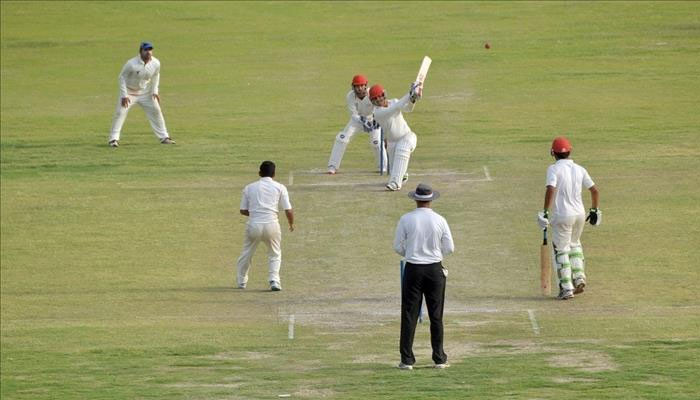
[393,183,454,370]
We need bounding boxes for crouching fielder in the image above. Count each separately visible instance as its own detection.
[537,137,601,300]
[370,83,422,191]
[327,75,387,174]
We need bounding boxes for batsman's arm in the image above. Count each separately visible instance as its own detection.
[285,209,294,232]
[589,185,599,209]
[543,185,555,210]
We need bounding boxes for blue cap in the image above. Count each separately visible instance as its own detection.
[140,41,154,50]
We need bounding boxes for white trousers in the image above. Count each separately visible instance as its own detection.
[109,93,169,142]
[551,214,586,291]
[328,120,386,172]
[236,221,282,286]
[387,132,417,188]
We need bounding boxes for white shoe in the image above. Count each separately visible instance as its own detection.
[434,363,450,369]
[160,137,176,144]
[573,279,586,294]
[386,182,400,191]
[270,281,282,291]
[327,166,337,175]
[109,140,119,148]
[557,289,574,300]
[397,362,413,370]
[237,283,246,289]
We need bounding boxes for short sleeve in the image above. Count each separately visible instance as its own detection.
[582,168,595,189]
[545,165,557,187]
[279,185,292,210]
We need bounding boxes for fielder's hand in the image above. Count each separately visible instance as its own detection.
[120,97,131,108]
[537,210,549,229]
[409,82,422,102]
[586,208,602,226]
[359,116,373,133]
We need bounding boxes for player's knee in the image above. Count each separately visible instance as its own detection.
[336,132,351,143]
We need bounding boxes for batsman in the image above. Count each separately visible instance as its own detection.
[537,137,601,300]
[369,82,422,191]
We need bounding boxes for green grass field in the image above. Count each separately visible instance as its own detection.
[2,1,700,399]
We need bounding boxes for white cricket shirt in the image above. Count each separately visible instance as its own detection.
[346,90,374,124]
[118,55,161,98]
[394,208,454,264]
[546,159,595,217]
[240,177,292,224]
[373,94,416,142]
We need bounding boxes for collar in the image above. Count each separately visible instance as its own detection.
[556,159,573,164]
[260,177,273,181]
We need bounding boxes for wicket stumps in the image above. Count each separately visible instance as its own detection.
[399,260,424,323]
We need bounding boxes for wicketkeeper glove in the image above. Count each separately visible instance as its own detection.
[586,208,602,226]
[409,82,422,102]
[359,116,373,133]
[537,210,549,229]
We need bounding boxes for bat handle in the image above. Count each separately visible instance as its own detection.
[542,227,548,245]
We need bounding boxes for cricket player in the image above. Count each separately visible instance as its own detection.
[327,75,387,174]
[369,82,422,191]
[394,183,454,370]
[537,137,601,300]
[108,41,175,147]
[237,161,294,291]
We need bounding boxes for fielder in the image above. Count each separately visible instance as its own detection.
[537,137,601,300]
[108,41,175,147]
[370,82,422,191]
[327,75,387,174]
[237,161,294,291]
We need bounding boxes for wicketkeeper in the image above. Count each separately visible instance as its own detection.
[327,75,387,174]
[369,82,422,191]
[537,137,601,300]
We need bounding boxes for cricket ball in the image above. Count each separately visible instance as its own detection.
[485,42,491,49]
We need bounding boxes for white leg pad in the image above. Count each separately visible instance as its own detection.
[569,245,586,281]
[369,129,387,172]
[388,133,416,189]
[555,251,574,291]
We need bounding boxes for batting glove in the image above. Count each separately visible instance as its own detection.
[409,82,422,102]
[359,116,373,133]
[537,210,549,229]
[586,208,602,226]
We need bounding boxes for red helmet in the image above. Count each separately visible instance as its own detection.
[551,136,572,153]
[369,84,385,100]
[352,75,368,86]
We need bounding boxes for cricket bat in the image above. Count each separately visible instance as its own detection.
[540,228,552,296]
[415,56,432,86]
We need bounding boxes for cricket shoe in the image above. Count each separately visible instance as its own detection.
[386,182,400,191]
[573,278,586,294]
[109,140,119,148]
[557,289,574,300]
[434,363,450,369]
[327,166,337,175]
[270,281,282,291]
[160,137,176,144]
[397,362,413,370]
[237,283,246,289]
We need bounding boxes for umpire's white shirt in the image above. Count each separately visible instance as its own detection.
[546,159,595,217]
[394,208,454,264]
[240,177,292,224]
[118,56,161,98]
[374,94,416,142]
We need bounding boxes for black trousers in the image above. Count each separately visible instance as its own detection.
[400,261,447,365]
